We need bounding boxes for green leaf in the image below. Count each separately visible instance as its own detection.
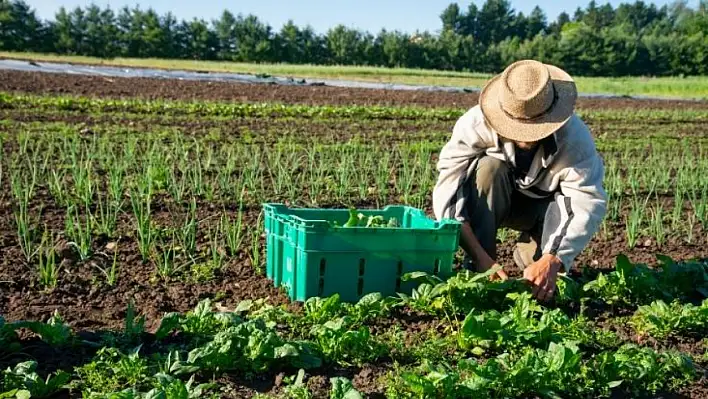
[469,264,503,282]
[343,208,358,227]
[616,254,633,278]
[471,347,486,356]
[155,313,181,340]
[235,299,254,313]
[608,380,623,388]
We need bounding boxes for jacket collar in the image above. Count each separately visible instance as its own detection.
[540,133,558,168]
[495,131,559,187]
[495,132,558,168]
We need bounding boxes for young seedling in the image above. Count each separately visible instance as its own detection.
[15,199,42,264]
[625,195,649,249]
[650,202,665,248]
[178,197,198,257]
[107,164,125,205]
[91,194,121,238]
[375,152,391,205]
[131,189,153,263]
[221,208,244,257]
[94,244,119,287]
[249,212,264,272]
[38,231,59,290]
[687,211,696,244]
[48,170,68,207]
[168,163,187,204]
[153,238,182,280]
[65,205,93,261]
[209,223,225,271]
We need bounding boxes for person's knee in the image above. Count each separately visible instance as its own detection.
[475,156,510,193]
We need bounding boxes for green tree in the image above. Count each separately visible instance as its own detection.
[214,10,236,60]
[233,14,273,62]
[83,4,118,57]
[548,11,570,34]
[476,0,515,45]
[326,25,368,65]
[440,3,462,33]
[0,0,44,51]
[526,6,547,38]
[53,6,76,53]
[178,18,217,60]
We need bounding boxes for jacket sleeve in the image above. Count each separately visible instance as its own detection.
[432,108,492,221]
[541,150,607,272]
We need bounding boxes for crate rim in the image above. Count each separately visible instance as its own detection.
[262,202,462,231]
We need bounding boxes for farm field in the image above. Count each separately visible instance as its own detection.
[0,68,707,398]
[3,52,708,100]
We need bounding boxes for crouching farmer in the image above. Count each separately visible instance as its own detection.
[432,60,607,302]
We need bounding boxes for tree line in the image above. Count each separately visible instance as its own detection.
[1,0,707,76]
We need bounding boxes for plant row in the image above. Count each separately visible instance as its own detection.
[2,258,706,398]
[2,92,708,122]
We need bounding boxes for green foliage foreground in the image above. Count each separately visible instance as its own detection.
[0,255,706,398]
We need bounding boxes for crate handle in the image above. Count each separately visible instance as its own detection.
[318,258,326,296]
[395,261,403,291]
[357,258,366,296]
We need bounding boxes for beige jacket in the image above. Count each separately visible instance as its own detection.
[432,105,607,272]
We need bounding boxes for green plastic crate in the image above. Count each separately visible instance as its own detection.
[263,203,461,302]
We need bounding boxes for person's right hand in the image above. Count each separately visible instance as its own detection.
[488,263,509,281]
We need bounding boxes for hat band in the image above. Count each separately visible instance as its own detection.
[499,84,558,122]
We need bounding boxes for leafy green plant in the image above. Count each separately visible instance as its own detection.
[337,208,399,228]
[590,344,696,396]
[398,267,527,316]
[155,298,240,341]
[74,347,150,395]
[2,361,70,399]
[330,377,364,399]
[456,292,595,355]
[630,299,708,339]
[310,316,387,367]
[583,255,660,307]
[144,373,218,399]
[281,369,312,399]
[12,310,73,347]
[186,318,321,373]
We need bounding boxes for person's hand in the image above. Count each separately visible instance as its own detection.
[476,258,509,281]
[488,263,509,281]
[523,254,563,302]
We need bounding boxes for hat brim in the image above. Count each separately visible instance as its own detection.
[479,64,577,142]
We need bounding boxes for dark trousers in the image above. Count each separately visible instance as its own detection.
[465,156,562,269]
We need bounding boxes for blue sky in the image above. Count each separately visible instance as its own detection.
[29,0,695,34]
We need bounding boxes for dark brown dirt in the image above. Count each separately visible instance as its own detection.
[1,69,708,110]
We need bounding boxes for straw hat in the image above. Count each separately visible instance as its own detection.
[479,59,577,142]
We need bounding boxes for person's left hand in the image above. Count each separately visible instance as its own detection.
[523,254,563,302]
